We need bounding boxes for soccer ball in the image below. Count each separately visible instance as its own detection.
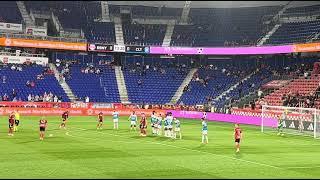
[49,134,53,137]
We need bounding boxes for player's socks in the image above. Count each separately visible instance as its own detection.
[202,135,204,143]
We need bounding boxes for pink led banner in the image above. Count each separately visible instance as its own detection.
[150,45,294,55]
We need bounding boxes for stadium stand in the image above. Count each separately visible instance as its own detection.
[266,20,320,45]
[0,1,22,23]
[171,6,282,47]
[0,64,69,102]
[54,52,120,103]
[123,23,167,46]
[178,65,240,105]
[122,56,189,104]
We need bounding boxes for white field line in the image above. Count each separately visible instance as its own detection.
[286,166,320,169]
[68,127,283,170]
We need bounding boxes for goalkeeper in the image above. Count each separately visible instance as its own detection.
[277,110,287,136]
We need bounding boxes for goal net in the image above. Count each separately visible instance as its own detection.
[261,105,320,138]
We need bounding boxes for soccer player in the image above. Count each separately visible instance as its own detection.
[59,110,69,129]
[164,116,169,137]
[128,111,138,131]
[201,118,208,144]
[150,111,157,135]
[202,112,207,120]
[97,112,104,130]
[39,116,48,140]
[112,110,119,130]
[8,112,15,136]
[156,114,163,136]
[234,123,243,153]
[278,111,286,136]
[14,110,20,132]
[139,113,147,136]
[167,112,174,138]
[173,118,182,139]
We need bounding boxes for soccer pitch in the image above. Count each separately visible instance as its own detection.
[1,116,320,179]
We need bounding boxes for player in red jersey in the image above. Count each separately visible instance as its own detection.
[139,113,147,136]
[8,112,15,136]
[39,117,48,140]
[59,111,69,129]
[97,112,104,130]
[234,124,243,153]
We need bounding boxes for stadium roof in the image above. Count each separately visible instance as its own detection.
[108,1,320,8]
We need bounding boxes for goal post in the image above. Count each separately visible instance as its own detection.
[261,105,320,139]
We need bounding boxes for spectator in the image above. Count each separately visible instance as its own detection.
[258,89,263,99]
[12,89,17,98]
[54,95,58,102]
[27,94,32,102]
[17,66,22,71]
[3,94,9,101]
[138,79,142,86]
[11,65,16,71]
[35,95,39,102]
[85,96,90,103]
[30,81,35,88]
[2,75,6,83]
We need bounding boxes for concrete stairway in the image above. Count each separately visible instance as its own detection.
[114,66,130,103]
[162,23,175,47]
[16,1,34,26]
[257,24,281,46]
[114,17,124,45]
[214,71,255,102]
[170,68,198,104]
[49,63,76,102]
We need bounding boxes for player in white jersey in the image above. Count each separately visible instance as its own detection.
[112,110,119,130]
[173,118,182,139]
[166,112,174,138]
[201,118,208,144]
[150,111,158,135]
[156,114,163,136]
[128,111,138,131]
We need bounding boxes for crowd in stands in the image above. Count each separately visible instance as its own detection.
[282,92,316,108]
[27,92,63,103]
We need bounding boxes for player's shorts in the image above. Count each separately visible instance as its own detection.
[40,127,46,131]
[235,139,241,143]
[164,126,168,130]
[113,119,119,123]
[151,123,155,128]
[158,125,162,129]
[131,121,136,126]
[62,118,67,122]
[15,120,20,126]
[154,124,158,128]
[9,123,14,128]
[175,128,180,132]
[99,119,103,123]
[202,130,208,135]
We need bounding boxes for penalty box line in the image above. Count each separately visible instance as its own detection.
[68,127,283,170]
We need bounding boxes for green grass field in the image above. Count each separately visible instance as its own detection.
[1,115,320,179]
